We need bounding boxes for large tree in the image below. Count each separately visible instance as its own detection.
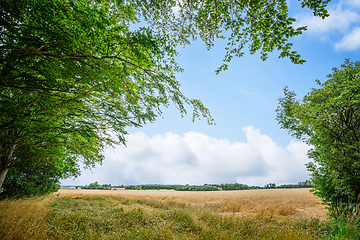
[0,0,330,193]
[1,146,79,197]
[276,59,360,210]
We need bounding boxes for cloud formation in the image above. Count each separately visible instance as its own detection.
[335,27,360,51]
[61,126,311,187]
[294,1,360,51]
[348,0,360,8]
[295,7,359,34]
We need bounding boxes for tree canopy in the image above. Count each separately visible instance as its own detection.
[276,59,360,211]
[0,0,330,195]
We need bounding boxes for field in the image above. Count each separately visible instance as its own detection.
[1,188,340,239]
[59,188,328,220]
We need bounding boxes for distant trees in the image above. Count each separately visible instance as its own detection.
[264,183,276,189]
[124,184,183,190]
[276,59,360,211]
[276,181,313,189]
[214,183,250,190]
[176,184,222,191]
[134,185,143,191]
[118,182,311,192]
[82,182,112,190]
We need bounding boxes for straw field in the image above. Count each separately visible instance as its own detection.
[59,188,328,219]
[0,188,334,239]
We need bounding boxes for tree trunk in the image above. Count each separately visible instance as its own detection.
[0,144,16,189]
[0,168,9,190]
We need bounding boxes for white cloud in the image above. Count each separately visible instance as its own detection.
[347,0,360,8]
[294,6,360,34]
[293,1,360,51]
[335,27,360,51]
[61,126,311,187]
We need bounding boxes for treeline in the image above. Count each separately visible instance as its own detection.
[90,181,312,191]
[175,183,251,191]
[117,183,249,191]
[213,183,251,190]
[176,184,222,191]
[277,182,313,189]
[264,181,313,189]
[175,182,312,191]
[122,184,183,190]
[82,182,112,190]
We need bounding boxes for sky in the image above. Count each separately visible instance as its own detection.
[61,0,360,187]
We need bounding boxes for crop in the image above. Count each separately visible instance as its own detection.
[0,188,358,239]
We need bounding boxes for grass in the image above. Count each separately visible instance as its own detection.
[0,189,359,239]
[0,194,52,239]
[326,202,360,239]
[73,188,327,219]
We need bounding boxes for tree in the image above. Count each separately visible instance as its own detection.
[264,183,276,189]
[1,148,79,197]
[0,0,330,194]
[134,0,330,72]
[276,59,360,210]
[82,182,112,190]
[0,0,212,193]
[135,185,143,190]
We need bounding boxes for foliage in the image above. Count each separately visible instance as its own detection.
[1,156,78,197]
[327,215,360,239]
[213,183,250,190]
[0,145,80,197]
[277,181,313,189]
[265,183,277,189]
[323,203,360,239]
[82,182,112,190]
[264,182,313,189]
[124,184,184,190]
[134,184,143,190]
[0,0,212,193]
[135,0,330,72]
[123,182,311,191]
[0,0,331,194]
[276,59,360,210]
[176,184,222,191]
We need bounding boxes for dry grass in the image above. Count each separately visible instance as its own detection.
[0,194,53,239]
[0,189,332,239]
[59,188,328,220]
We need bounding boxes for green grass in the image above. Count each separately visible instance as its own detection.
[1,194,359,239]
[327,215,360,239]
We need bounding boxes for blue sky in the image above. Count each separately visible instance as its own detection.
[61,0,360,187]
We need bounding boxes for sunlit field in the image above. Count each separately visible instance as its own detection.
[59,188,328,220]
[0,188,338,239]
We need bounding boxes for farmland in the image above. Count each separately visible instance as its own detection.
[0,188,338,239]
[59,188,327,220]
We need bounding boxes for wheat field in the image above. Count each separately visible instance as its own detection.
[58,188,328,220]
[0,188,332,239]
